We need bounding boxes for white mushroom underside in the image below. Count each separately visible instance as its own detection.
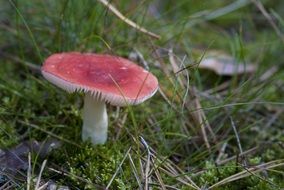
[42,70,158,106]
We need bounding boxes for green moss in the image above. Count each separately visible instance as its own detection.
[0,120,18,148]
[66,142,127,189]
[192,160,283,189]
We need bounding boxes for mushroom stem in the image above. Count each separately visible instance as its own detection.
[82,93,108,144]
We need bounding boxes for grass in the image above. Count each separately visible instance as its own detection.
[0,0,284,189]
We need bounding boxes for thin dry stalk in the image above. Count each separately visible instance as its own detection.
[139,158,145,185]
[161,159,200,189]
[27,153,31,190]
[229,116,247,166]
[115,112,128,140]
[140,137,152,190]
[0,51,41,73]
[158,88,178,112]
[157,167,199,189]
[144,144,200,189]
[259,66,278,81]
[168,49,216,150]
[209,160,284,189]
[97,0,160,39]
[150,157,166,190]
[215,142,228,164]
[106,147,132,189]
[48,167,104,189]
[148,183,180,190]
[191,98,211,150]
[35,159,47,190]
[168,49,185,87]
[251,0,284,44]
[0,181,11,190]
[205,81,230,95]
[36,182,49,190]
[129,49,150,70]
[128,153,143,190]
[217,146,258,165]
[19,120,81,148]
[264,109,283,129]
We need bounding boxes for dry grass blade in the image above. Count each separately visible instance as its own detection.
[148,182,180,190]
[168,49,216,150]
[217,146,258,165]
[158,87,178,112]
[151,158,166,190]
[35,159,47,190]
[106,147,132,189]
[215,142,228,165]
[157,167,199,189]
[26,153,31,190]
[168,49,184,87]
[229,116,247,166]
[251,0,284,44]
[129,49,150,70]
[128,153,142,190]
[48,167,104,189]
[97,0,160,39]
[18,120,81,148]
[0,180,18,190]
[209,160,284,189]
[0,51,41,73]
[140,137,151,190]
[259,66,278,81]
[192,98,211,150]
[168,49,215,149]
[142,141,200,190]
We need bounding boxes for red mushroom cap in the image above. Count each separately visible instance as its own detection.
[41,52,158,106]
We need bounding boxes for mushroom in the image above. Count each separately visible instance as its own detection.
[41,52,158,144]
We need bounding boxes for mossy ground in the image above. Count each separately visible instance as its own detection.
[0,0,283,189]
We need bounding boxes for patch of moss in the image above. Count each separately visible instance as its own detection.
[193,160,283,190]
[66,142,128,189]
[0,120,18,148]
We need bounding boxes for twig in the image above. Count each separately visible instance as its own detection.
[97,0,160,39]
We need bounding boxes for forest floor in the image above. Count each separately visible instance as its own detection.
[0,0,283,189]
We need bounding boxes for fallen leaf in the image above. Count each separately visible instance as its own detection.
[0,139,61,175]
[198,51,257,75]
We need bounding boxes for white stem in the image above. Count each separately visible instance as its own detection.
[82,93,108,144]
